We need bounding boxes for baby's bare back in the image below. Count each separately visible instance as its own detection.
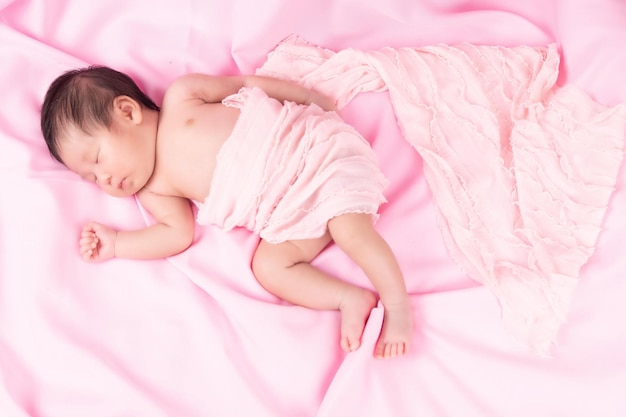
[147,100,241,202]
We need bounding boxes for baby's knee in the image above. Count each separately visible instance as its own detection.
[329,213,376,248]
[251,244,289,287]
[251,250,275,283]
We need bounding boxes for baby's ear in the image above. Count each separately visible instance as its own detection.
[113,95,143,125]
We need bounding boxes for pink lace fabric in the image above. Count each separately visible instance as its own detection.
[196,86,388,244]
[258,35,626,354]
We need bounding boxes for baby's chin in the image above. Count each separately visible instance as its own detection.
[105,189,136,198]
[104,184,140,198]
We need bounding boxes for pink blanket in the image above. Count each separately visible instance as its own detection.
[2,1,626,416]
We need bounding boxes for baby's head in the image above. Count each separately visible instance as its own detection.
[41,66,159,164]
[41,66,161,197]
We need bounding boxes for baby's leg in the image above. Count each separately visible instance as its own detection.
[252,233,377,352]
[328,213,413,359]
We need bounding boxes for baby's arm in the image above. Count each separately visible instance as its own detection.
[80,191,194,262]
[243,75,337,111]
[165,74,337,112]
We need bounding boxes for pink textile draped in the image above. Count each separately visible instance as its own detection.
[258,36,626,354]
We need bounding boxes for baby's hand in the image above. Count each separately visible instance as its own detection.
[80,222,117,262]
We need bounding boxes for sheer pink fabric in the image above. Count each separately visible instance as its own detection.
[259,36,626,354]
[196,86,388,243]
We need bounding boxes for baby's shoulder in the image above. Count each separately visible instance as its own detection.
[160,85,210,123]
[161,79,192,108]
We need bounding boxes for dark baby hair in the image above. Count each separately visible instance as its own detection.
[40,66,160,163]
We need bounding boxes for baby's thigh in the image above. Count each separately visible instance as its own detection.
[253,232,332,269]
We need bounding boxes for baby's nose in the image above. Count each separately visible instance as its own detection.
[97,174,112,187]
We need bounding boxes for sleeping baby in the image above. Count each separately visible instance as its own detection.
[40,66,413,359]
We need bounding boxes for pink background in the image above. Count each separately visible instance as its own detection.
[1,0,625,416]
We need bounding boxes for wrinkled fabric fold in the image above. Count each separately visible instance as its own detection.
[258,35,626,354]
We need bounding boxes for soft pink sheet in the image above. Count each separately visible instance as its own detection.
[1,1,626,416]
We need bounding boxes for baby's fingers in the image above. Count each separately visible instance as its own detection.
[81,227,96,238]
[79,236,99,261]
[81,249,94,262]
[80,233,98,247]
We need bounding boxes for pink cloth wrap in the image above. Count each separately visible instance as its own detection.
[258,36,626,354]
[195,86,388,243]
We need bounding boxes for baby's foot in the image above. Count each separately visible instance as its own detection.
[338,288,378,353]
[374,302,413,359]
